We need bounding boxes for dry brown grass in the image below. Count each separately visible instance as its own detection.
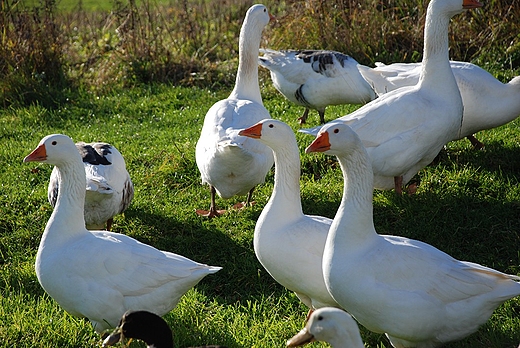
[0,0,67,107]
[269,0,520,73]
[0,0,518,107]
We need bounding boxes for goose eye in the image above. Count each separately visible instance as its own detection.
[263,8,266,12]
[51,141,57,145]
[333,128,339,134]
[268,124,274,128]
[317,315,324,321]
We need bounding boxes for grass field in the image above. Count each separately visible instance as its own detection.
[1,79,519,347]
[24,0,154,12]
[1,0,519,347]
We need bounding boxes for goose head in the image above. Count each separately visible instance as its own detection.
[24,134,81,166]
[102,310,227,348]
[238,118,293,148]
[102,310,173,348]
[232,4,274,102]
[244,4,273,29]
[305,122,362,157]
[287,307,364,348]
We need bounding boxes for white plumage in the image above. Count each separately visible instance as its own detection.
[306,121,520,347]
[287,307,365,348]
[302,0,478,194]
[238,119,338,311]
[24,134,221,333]
[358,61,520,149]
[195,4,274,217]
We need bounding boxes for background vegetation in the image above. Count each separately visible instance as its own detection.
[1,0,519,107]
[0,0,519,347]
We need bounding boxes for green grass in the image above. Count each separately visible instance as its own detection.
[0,80,519,347]
[23,0,169,12]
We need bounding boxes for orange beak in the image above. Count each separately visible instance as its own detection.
[23,144,47,162]
[238,123,263,139]
[286,327,316,347]
[269,13,276,22]
[305,131,330,153]
[462,0,483,9]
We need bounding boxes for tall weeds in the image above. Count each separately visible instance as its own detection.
[0,0,68,107]
[270,0,520,72]
[0,0,518,107]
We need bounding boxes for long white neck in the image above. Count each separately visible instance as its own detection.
[418,3,457,92]
[330,146,377,247]
[229,17,263,104]
[41,160,87,249]
[258,137,303,227]
[327,329,365,348]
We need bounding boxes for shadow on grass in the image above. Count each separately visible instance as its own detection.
[301,177,519,273]
[120,207,289,306]
[442,139,520,174]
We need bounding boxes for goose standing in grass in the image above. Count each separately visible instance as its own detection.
[24,134,221,333]
[258,49,376,124]
[238,119,339,312]
[302,0,482,194]
[48,141,133,230]
[306,122,520,347]
[358,61,520,149]
[102,310,227,348]
[195,4,275,218]
[287,307,364,348]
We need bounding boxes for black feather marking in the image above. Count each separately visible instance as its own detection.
[76,142,112,165]
[296,50,353,73]
[48,182,59,207]
[119,179,134,214]
[295,85,312,108]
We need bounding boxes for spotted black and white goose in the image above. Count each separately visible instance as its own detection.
[358,61,520,149]
[48,141,133,230]
[258,49,376,124]
[195,4,275,218]
[24,134,221,333]
[102,310,227,348]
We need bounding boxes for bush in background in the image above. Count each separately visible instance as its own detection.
[271,0,520,74]
[0,0,69,107]
[0,0,518,107]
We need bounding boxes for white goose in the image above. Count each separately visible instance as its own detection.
[258,49,376,124]
[48,141,133,230]
[302,0,482,194]
[287,307,364,348]
[358,61,520,149]
[238,119,338,311]
[24,134,221,333]
[306,122,520,347]
[195,4,275,218]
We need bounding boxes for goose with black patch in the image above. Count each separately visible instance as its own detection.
[48,141,133,230]
[258,49,376,124]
